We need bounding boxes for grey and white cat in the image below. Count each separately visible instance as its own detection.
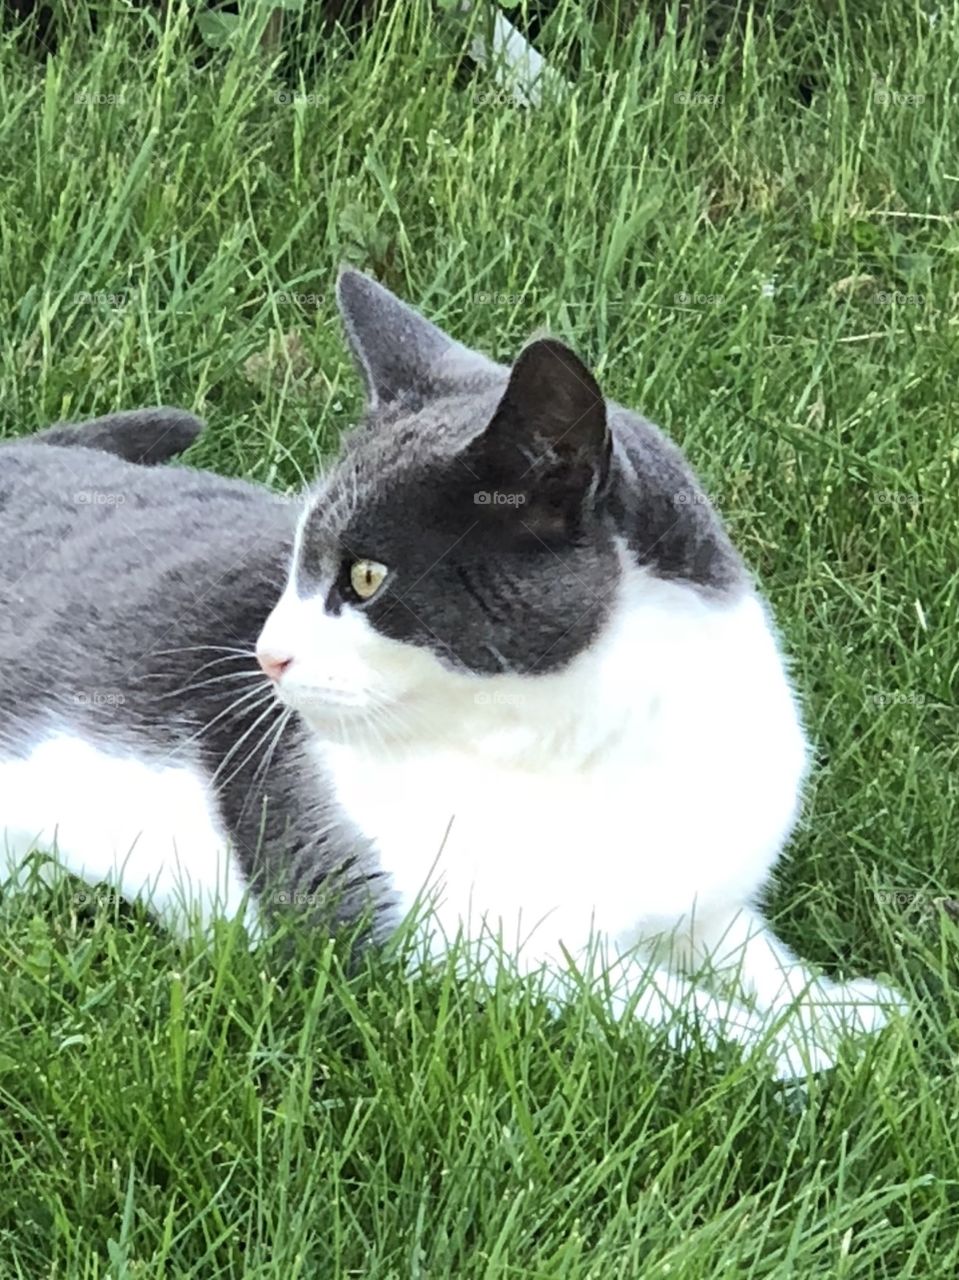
[0,270,905,1077]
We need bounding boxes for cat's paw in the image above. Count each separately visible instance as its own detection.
[768,1034,839,1081]
[810,977,909,1037]
[765,979,908,1080]
[845,977,909,1013]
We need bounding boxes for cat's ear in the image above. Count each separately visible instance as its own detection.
[336,268,498,407]
[465,338,611,531]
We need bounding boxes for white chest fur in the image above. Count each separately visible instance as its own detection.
[320,583,809,975]
[325,744,734,951]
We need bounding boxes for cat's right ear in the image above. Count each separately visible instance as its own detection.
[336,268,499,407]
[461,338,611,537]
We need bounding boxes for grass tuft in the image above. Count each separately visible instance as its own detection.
[0,1,957,1273]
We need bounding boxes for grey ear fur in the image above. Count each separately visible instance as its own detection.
[467,337,611,505]
[335,268,500,406]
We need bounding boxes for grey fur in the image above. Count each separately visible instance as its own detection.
[336,269,500,406]
[28,406,205,465]
[0,270,744,931]
[0,443,386,935]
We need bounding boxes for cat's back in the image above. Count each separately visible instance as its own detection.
[0,441,297,747]
[0,441,292,604]
[0,442,348,931]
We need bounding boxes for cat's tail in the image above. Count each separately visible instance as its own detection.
[29,407,205,465]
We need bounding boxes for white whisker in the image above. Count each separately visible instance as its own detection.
[152,645,253,659]
[232,707,296,826]
[211,698,285,791]
[160,684,274,763]
[147,670,264,701]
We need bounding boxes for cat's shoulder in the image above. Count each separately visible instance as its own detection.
[606,404,745,593]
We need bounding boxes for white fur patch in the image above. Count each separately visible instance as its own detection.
[257,554,906,1077]
[0,734,257,936]
[313,573,807,962]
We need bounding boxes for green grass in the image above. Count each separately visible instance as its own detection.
[1,0,958,1274]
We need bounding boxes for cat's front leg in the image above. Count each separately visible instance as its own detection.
[663,903,908,1065]
[538,945,837,1080]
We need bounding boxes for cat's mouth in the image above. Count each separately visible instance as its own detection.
[270,679,393,731]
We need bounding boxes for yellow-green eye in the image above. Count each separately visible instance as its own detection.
[349,559,388,601]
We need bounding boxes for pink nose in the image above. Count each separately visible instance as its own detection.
[257,649,293,682]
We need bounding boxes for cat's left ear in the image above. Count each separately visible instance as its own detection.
[336,268,499,407]
[466,338,611,526]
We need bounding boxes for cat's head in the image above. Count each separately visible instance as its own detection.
[256,270,624,740]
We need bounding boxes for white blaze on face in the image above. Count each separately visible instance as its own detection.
[255,585,440,725]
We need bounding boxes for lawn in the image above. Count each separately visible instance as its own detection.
[0,0,957,1275]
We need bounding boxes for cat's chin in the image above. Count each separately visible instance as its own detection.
[279,689,403,743]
